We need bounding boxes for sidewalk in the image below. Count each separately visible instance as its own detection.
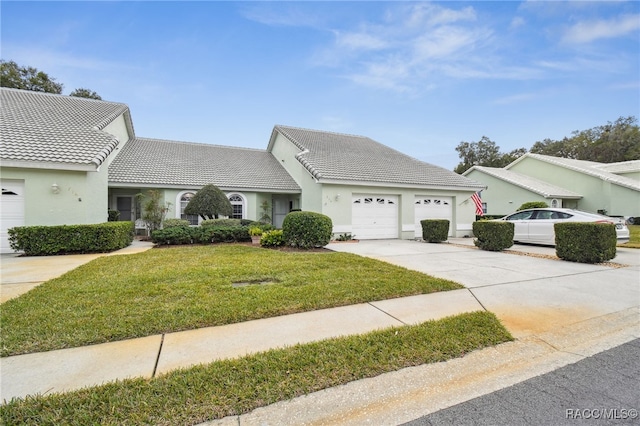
[1,239,638,425]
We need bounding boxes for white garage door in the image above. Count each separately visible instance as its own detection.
[415,196,452,238]
[1,180,25,253]
[352,195,398,240]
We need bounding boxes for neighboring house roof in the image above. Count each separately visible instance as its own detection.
[464,166,582,199]
[507,153,640,192]
[0,88,133,170]
[596,160,640,174]
[108,137,301,192]
[269,125,485,190]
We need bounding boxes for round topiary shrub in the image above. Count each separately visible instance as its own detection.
[282,211,333,249]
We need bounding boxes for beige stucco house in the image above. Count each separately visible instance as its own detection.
[1,88,485,252]
[463,153,640,219]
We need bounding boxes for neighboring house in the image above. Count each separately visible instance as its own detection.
[0,88,134,253]
[1,88,486,252]
[463,153,640,218]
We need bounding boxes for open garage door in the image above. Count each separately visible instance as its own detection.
[352,194,398,239]
[415,196,452,238]
[1,180,25,253]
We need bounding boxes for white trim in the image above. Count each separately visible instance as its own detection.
[176,190,199,225]
[226,192,247,219]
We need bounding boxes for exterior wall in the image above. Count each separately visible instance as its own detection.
[464,170,548,216]
[102,114,133,168]
[510,158,639,217]
[0,167,108,225]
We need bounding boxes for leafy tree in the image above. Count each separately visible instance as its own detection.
[531,116,639,163]
[454,136,527,174]
[70,87,102,100]
[184,184,233,220]
[0,60,63,93]
[137,190,171,233]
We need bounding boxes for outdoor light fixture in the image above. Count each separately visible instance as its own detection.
[51,183,60,194]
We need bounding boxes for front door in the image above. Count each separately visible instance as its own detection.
[116,196,134,221]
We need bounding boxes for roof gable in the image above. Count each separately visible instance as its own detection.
[0,88,133,169]
[508,153,640,192]
[109,137,300,192]
[465,166,582,199]
[271,125,484,190]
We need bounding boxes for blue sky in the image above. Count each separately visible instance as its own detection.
[2,1,639,170]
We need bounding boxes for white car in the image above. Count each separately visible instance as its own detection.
[497,208,630,246]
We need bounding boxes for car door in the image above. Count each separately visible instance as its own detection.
[527,210,558,245]
[504,210,534,242]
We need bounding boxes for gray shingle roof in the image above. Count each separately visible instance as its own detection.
[466,166,583,199]
[109,137,300,191]
[271,125,485,190]
[510,154,640,192]
[0,88,132,168]
[596,160,640,174]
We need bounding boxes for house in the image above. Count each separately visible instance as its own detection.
[1,88,485,252]
[463,153,640,218]
[0,88,135,253]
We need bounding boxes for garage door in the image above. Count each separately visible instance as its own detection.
[352,195,398,239]
[415,196,452,238]
[1,180,25,253]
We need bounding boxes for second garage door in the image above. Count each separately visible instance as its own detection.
[415,196,453,238]
[352,195,398,239]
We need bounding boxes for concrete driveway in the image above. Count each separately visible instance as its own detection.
[327,238,640,339]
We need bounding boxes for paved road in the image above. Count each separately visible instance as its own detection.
[402,338,640,426]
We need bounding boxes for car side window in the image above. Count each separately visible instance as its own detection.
[507,211,534,220]
[556,212,572,219]
[534,210,552,219]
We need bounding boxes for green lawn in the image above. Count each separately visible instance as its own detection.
[1,244,463,356]
[621,224,640,248]
[0,311,513,425]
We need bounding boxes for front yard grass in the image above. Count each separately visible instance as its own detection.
[1,244,463,357]
[620,224,640,248]
[1,311,513,425]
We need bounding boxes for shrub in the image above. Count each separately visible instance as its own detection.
[555,222,616,263]
[420,219,449,243]
[107,209,120,222]
[8,222,134,255]
[184,184,232,220]
[473,221,514,251]
[260,230,285,247]
[163,219,190,228]
[282,211,333,249]
[151,226,194,245]
[201,219,243,227]
[194,226,251,244]
[517,201,548,211]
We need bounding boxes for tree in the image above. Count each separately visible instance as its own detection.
[184,184,233,220]
[70,88,102,100]
[530,116,640,163]
[137,190,171,233]
[454,136,526,174]
[0,60,63,93]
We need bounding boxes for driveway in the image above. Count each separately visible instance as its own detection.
[327,238,640,339]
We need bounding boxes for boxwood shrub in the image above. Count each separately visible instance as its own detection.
[473,221,514,251]
[8,222,134,256]
[555,222,617,263]
[282,211,332,249]
[420,219,449,243]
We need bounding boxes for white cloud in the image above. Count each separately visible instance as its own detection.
[562,14,640,44]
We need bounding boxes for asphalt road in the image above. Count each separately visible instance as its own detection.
[402,338,640,426]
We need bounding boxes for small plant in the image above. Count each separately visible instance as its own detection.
[260,230,285,247]
[107,209,120,222]
[335,233,355,241]
[249,226,264,236]
[259,200,272,224]
[136,190,171,233]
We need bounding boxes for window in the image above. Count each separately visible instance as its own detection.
[228,193,245,219]
[180,192,199,225]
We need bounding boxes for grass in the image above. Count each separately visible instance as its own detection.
[0,244,463,356]
[620,224,640,248]
[0,311,513,425]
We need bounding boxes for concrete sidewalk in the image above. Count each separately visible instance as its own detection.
[1,239,638,425]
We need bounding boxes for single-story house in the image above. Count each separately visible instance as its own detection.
[1,88,486,252]
[463,153,640,218]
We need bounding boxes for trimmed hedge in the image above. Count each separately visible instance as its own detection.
[162,219,191,228]
[473,221,514,251]
[201,219,254,227]
[151,226,252,245]
[8,222,134,256]
[555,222,617,263]
[282,211,332,249]
[420,219,449,243]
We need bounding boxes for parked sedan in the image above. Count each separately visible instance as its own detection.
[497,208,630,246]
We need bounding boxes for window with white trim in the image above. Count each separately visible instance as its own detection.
[179,192,199,225]
[228,193,245,219]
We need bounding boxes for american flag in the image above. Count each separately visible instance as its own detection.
[471,192,484,216]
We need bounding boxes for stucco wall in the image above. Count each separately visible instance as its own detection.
[465,170,548,215]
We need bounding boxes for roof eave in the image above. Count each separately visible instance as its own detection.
[316,177,486,192]
[1,159,97,172]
